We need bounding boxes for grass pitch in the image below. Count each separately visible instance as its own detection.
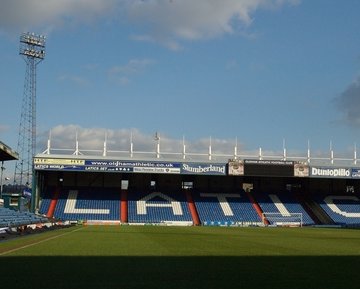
[1,225,360,289]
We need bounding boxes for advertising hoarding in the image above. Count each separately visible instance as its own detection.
[244,159,294,177]
[310,167,351,178]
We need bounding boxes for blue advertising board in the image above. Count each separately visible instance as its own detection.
[34,157,228,175]
[352,168,360,178]
[34,158,181,174]
[181,163,226,175]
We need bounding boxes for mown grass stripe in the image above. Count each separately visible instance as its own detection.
[0,226,83,256]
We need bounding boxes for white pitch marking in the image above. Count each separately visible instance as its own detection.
[0,227,84,256]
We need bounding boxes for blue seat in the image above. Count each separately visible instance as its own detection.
[314,194,360,225]
[52,187,121,221]
[128,190,192,224]
[253,191,315,225]
[192,190,262,225]
[0,207,49,227]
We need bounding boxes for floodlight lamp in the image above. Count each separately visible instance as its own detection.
[20,32,46,48]
[20,32,46,60]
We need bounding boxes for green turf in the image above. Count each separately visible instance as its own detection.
[1,226,360,289]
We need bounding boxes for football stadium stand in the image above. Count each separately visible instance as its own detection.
[29,136,360,227]
[252,191,315,226]
[41,187,274,226]
[314,194,360,226]
[0,142,48,231]
[0,141,18,162]
[192,189,262,226]
[37,186,360,227]
[40,187,121,222]
[0,141,18,200]
[127,190,193,225]
[0,207,48,227]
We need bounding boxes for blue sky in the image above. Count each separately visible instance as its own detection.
[1,0,360,163]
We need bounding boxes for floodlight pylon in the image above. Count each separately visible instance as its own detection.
[13,32,46,188]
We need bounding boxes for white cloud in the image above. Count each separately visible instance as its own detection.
[0,0,117,34]
[37,125,244,159]
[0,0,300,48]
[109,58,156,84]
[117,76,131,86]
[57,74,90,86]
[37,125,343,160]
[130,34,182,51]
[124,0,300,49]
[109,59,156,75]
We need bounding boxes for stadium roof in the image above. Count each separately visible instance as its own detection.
[36,137,360,167]
[0,141,18,161]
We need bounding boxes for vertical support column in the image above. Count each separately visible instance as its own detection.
[46,186,60,218]
[283,139,287,161]
[130,131,134,158]
[330,141,334,164]
[183,136,186,160]
[184,190,200,226]
[234,138,238,160]
[103,131,107,157]
[31,171,36,213]
[259,147,263,160]
[0,161,4,200]
[354,143,357,165]
[245,190,269,225]
[154,132,160,159]
[208,136,212,161]
[120,190,128,223]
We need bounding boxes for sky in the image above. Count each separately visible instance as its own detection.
[1,0,360,167]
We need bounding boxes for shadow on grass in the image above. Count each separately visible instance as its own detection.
[1,256,359,289]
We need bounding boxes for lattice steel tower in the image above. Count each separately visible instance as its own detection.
[14,32,46,188]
